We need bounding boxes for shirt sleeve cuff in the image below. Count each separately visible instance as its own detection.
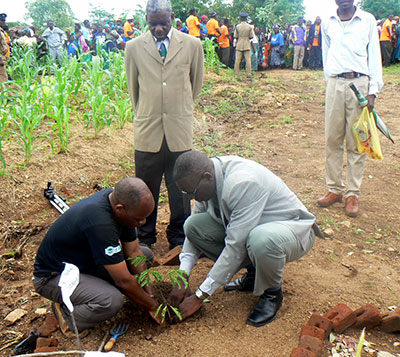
[179,251,198,276]
[199,276,222,296]
[368,84,379,97]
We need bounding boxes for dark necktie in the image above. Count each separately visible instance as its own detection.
[159,42,167,61]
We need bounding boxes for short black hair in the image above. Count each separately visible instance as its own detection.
[113,177,144,210]
[189,8,196,15]
[173,151,212,183]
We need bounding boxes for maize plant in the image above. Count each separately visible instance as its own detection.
[9,82,47,164]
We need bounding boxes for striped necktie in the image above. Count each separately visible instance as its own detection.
[159,42,167,61]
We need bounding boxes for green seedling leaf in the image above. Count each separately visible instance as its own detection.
[128,255,147,267]
[161,305,168,322]
[356,328,365,357]
[170,306,182,321]
[154,303,163,318]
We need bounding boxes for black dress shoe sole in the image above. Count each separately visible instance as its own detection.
[224,285,254,292]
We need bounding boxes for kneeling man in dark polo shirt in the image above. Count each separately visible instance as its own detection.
[33,177,161,336]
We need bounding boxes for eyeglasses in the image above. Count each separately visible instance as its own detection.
[181,177,203,197]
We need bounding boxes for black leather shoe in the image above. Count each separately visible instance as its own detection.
[246,288,283,327]
[224,271,255,292]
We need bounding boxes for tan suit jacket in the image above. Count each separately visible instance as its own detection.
[234,22,255,51]
[125,28,204,152]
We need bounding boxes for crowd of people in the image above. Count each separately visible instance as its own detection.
[1,8,400,80]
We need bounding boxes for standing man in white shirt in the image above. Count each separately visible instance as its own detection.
[317,0,383,217]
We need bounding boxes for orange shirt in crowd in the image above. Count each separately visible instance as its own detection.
[124,21,135,39]
[312,24,321,47]
[380,18,392,42]
[186,15,200,37]
[218,25,229,48]
[206,18,220,36]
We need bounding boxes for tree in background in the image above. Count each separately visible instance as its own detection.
[257,0,305,28]
[359,0,400,19]
[25,0,74,32]
[88,4,116,24]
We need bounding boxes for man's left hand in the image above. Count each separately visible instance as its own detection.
[176,294,203,322]
[367,94,376,113]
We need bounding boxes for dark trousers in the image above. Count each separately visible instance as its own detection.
[380,41,392,67]
[135,138,190,246]
[309,46,322,69]
[219,47,230,66]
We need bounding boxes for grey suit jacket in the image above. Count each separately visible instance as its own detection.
[125,28,204,152]
[186,156,316,285]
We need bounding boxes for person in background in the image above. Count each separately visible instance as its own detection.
[0,15,9,83]
[250,27,259,71]
[176,18,188,33]
[290,17,307,70]
[186,9,201,38]
[124,18,135,41]
[42,20,66,65]
[206,11,221,40]
[218,18,230,66]
[392,18,400,63]
[76,30,89,55]
[380,14,394,66]
[318,0,383,217]
[104,25,120,52]
[15,28,37,47]
[307,16,322,70]
[269,25,285,68]
[67,33,79,58]
[199,15,208,39]
[125,0,204,251]
[94,24,106,48]
[234,12,255,77]
[82,20,92,46]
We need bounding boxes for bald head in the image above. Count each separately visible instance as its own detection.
[173,151,212,183]
[146,0,172,14]
[113,177,151,210]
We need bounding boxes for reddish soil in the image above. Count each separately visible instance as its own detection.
[1,68,399,356]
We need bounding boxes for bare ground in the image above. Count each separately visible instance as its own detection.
[1,68,400,356]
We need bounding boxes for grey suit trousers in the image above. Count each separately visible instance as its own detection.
[184,212,315,295]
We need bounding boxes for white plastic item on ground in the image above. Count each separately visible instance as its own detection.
[377,351,396,357]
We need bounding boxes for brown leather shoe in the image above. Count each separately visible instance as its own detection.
[345,196,360,217]
[317,192,343,207]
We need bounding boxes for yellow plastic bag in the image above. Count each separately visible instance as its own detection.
[352,107,383,159]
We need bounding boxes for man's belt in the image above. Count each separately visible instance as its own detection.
[337,72,366,79]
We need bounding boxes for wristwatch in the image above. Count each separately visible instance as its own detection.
[195,288,207,301]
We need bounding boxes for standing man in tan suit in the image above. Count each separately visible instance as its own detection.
[125,0,204,250]
[234,12,255,76]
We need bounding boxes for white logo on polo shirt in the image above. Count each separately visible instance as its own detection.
[105,245,121,256]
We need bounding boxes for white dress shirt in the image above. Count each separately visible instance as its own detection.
[321,7,383,96]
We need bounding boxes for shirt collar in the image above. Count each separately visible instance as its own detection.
[331,6,363,22]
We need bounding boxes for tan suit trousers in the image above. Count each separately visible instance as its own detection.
[324,75,369,198]
[234,49,252,76]
[293,45,305,70]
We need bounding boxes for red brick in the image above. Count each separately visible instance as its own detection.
[380,308,400,333]
[45,315,59,329]
[323,303,357,333]
[300,325,325,341]
[307,314,333,339]
[299,335,323,356]
[34,346,57,353]
[37,324,58,337]
[36,337,59,347]
[353,304,382,329]
[290,347,317,357]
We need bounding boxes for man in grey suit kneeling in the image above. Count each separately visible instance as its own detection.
[168,150,317,327]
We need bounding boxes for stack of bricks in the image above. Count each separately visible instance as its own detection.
[290,303,385,357]
[34,315,59,353]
